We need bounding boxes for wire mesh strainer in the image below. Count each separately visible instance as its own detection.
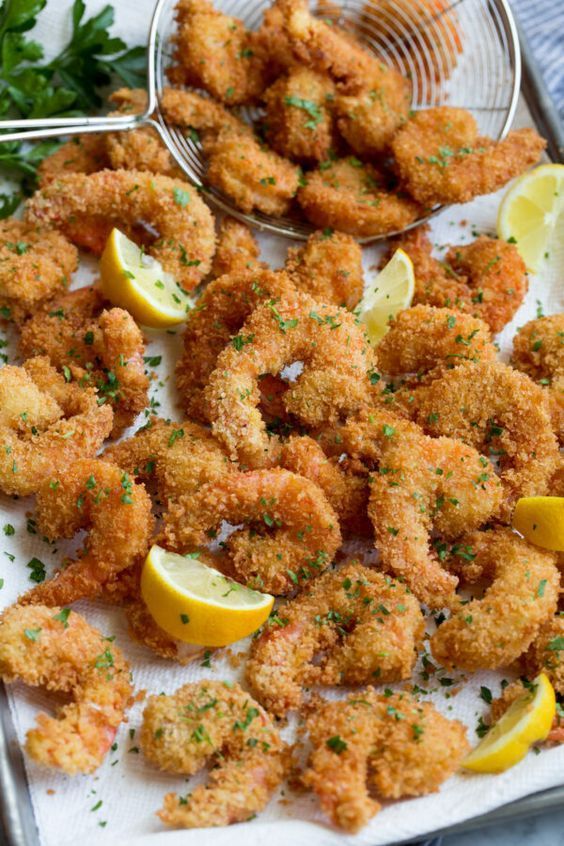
[0,0,521,241]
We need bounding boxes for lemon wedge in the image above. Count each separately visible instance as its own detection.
[463,673,555,773]
[358,248,415,344]
[497,163,564,272]
[100,228,194,328]
[141,545,274,646]
[512,496,564,552]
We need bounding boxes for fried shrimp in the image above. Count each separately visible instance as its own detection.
[302,688,469,832]
[430,528,559,671]
[20,458,154,607]
[211,217,261,277]
[334,64,410,156]
[297,157,422,237]
[205,291,376,467]
[392,107,546,206]
[0,357,113,497]
[413,360,560,516]
[103,417,233,507]
[161,468,341,594]
[375,305,496,380]
[169,0,268,104]
[512,314,564,442]
[279,435,370,535]
[520,614,564,696]
[262,66,336,163]
[284,228,364,309]
[37,134,109,186]
[160,87,247,138]
[247,562,424,716]
[19,287,149,437]
[25,169,215,291]
[140,681,287,828]
[0,605,132,775]
[0,220,77,322]
[389,226,528,333]
[175,268,295,422]
[342,409,503,606]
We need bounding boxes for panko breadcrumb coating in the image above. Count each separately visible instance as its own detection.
[211,217,262,277]
[285,228,364,309]
[247,561,424,715]
[0,605,132,775]
[431,528,559,671]
[303,688,469,832]
[140,681,287,828]
[392,107,546,206]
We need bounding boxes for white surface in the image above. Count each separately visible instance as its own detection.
[0,1,563,846]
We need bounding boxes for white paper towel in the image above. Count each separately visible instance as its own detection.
[1,2,563,845]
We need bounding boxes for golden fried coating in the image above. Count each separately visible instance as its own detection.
[342,408,503,606]
[263,66,336,162]
[334,64,410,155]
[205,291,376,467]
[0,356,113,497]
[390,226,528,333]
[140,681,287,828]
[37,134,109,187]
[298,157,422,237]
[169,0,268,104]
[161,467,341,594]
[20,458,154,607]
[431,528,560,671]
[303,688,469,832]
[414,360,560,518]
[25,169,215,291]
[160,86,247,138]
[247,562,424,715]
[520,614,564,696]
[392,107,546,206]
[103,417,233,507]
[19,287,149,437]
[375,304,495,378]
[211,216,262,276]
[0,605,131,775]
[254,0,296,77]
[512,314,564,442]
[175,268,295,422]
[0,220,77,322]
[285,228,364,309]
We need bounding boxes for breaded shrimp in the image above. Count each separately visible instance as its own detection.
[302,688,469,832]
[285,228,364,309]
[298,157,422,237]
[168,0,268,104]
[512,314,564,442]
[262,66,336,163]
[140,681,287,828]
[430,528,559,670]
[342,408,503,606]
[205,291,376,467]
[25,169,215,291]
[103,417,233,507]
[161,467,341,594]
[389,226,528,333]
[0,357,113,497]
[160,87,247,138]
[0,220,77,322]
[19,287,149,437]
[175,268,295,422]
[334,64,411,155]
[211,217,262,277]
[247,562,424,716]
[414,360,560,517]
[37,134,109,186]
[392,107,546,206]
[520,614,564,696]
[20,458,154,606]
[254,0,296,78]
[0,605,132,775]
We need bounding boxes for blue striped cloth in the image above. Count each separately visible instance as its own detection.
[511,0,564,119]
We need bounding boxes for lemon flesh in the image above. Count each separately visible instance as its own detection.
[358,248,415,344]
[497,163,564,272]
[463,673,555,773]
[512,496,564,552]
[100,228,194,328]
[141,545,274,646]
